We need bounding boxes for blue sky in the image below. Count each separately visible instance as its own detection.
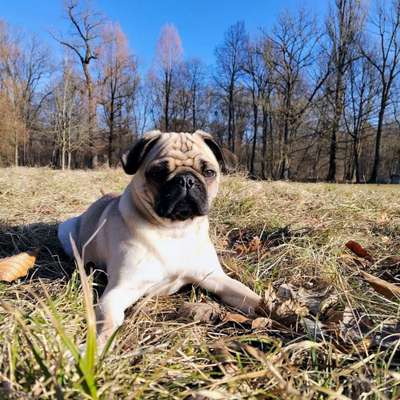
[1,0,328,71]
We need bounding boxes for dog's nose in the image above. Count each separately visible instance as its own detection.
[177,173,195,189]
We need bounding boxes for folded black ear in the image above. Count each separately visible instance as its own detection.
[221,147,238,173]
[121,133,161,175]
[195,130,227,173]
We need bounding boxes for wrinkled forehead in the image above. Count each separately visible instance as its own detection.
[150,132,216,169]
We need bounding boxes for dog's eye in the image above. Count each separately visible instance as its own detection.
[203,169,216,178]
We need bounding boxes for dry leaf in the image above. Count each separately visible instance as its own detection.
[359,270,400,300]
[277,283,296,300]
[240,343,267,364]
[325,309,344,324]
[177,302,222,323]
[251,317,272,329]
[275,299,309,319]
[345,240,373,262]
[233,235,262,255]
[248,236,261,252]
[258,284,278,314]
[0,249,39,282]
[302,318,324,337]
[222,312,250,324]
[233,243,247,255]
[209,340,236,363]
[208,340,238,375]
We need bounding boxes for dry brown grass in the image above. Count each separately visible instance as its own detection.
[0,167,399,399]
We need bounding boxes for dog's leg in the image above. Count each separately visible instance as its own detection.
[197,272,261,315]
[96,284,145,351]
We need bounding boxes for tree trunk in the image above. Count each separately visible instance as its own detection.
[192,84,197,132]
[313,146,322,181]
[250,95,258,176]
[61,129,66,170]
[280,111,290,180]
[343,137,350,181]
[108,95,115,167]
[261,105,268,179]
[280,88,291,180]
[268,114,274,179]
[83,62,97,168]
[14,129,18,167]
[327,67,345,182]
[164,71,171,131]
[354,137,361,183]
[369,94,386,183]
[228,84,234,152]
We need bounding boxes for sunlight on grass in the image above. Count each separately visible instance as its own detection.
[0,168,399,399]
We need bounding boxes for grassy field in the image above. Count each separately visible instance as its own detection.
[0,167,399,399]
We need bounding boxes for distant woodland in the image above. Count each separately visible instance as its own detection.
[0,0,399,182]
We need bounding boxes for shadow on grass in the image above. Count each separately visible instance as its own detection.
[0,221,109,297]
[0,221,75,280]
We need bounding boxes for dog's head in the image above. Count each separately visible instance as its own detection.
[121,130,226,222]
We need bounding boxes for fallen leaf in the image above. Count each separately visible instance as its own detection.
[345,240,373,262]
[222,312,250,324]
[257,286,310,326]
[277,283,296,300]
[302,318,324,338]
[240,343,267,364]
[359,270,400,300]
[176,302,222,323]
[325,309,344,324]
[208,340,238,375]
[233,243,247,255]
[283,340,324,356]
[248,236,261,252]
[209,340,236,363]
[0,249,39,282]
[251,317,272,329]
[275,300,309,321]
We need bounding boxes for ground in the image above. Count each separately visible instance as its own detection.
[0,167,399,399]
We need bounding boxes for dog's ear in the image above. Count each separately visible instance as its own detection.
[121,132,161,175]
[195,130,227,173]
[220,147,238,173]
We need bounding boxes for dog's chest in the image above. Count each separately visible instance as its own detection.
[133,223,216,276]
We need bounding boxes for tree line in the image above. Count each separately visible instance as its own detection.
[0,0,399,183]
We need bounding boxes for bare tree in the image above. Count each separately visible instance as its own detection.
[269,9,322,180]
[242,38,272,176]
[325,0,364,182]
[215,21,247,153]
[186,58,206,131]
[98,22,139,166]
[1,2,400,180]
[152,23,183,132]
[54,59,77,169]
[0,21,50,166]
[132,82,153,135]
[343,56,377,182]
[53,0,103,167]
[362,0,400,182]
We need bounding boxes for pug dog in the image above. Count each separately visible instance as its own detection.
[58,130,261,349]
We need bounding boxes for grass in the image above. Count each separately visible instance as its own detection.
[0,167,399,399]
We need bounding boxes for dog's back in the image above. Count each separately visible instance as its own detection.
[58,193,119,260]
